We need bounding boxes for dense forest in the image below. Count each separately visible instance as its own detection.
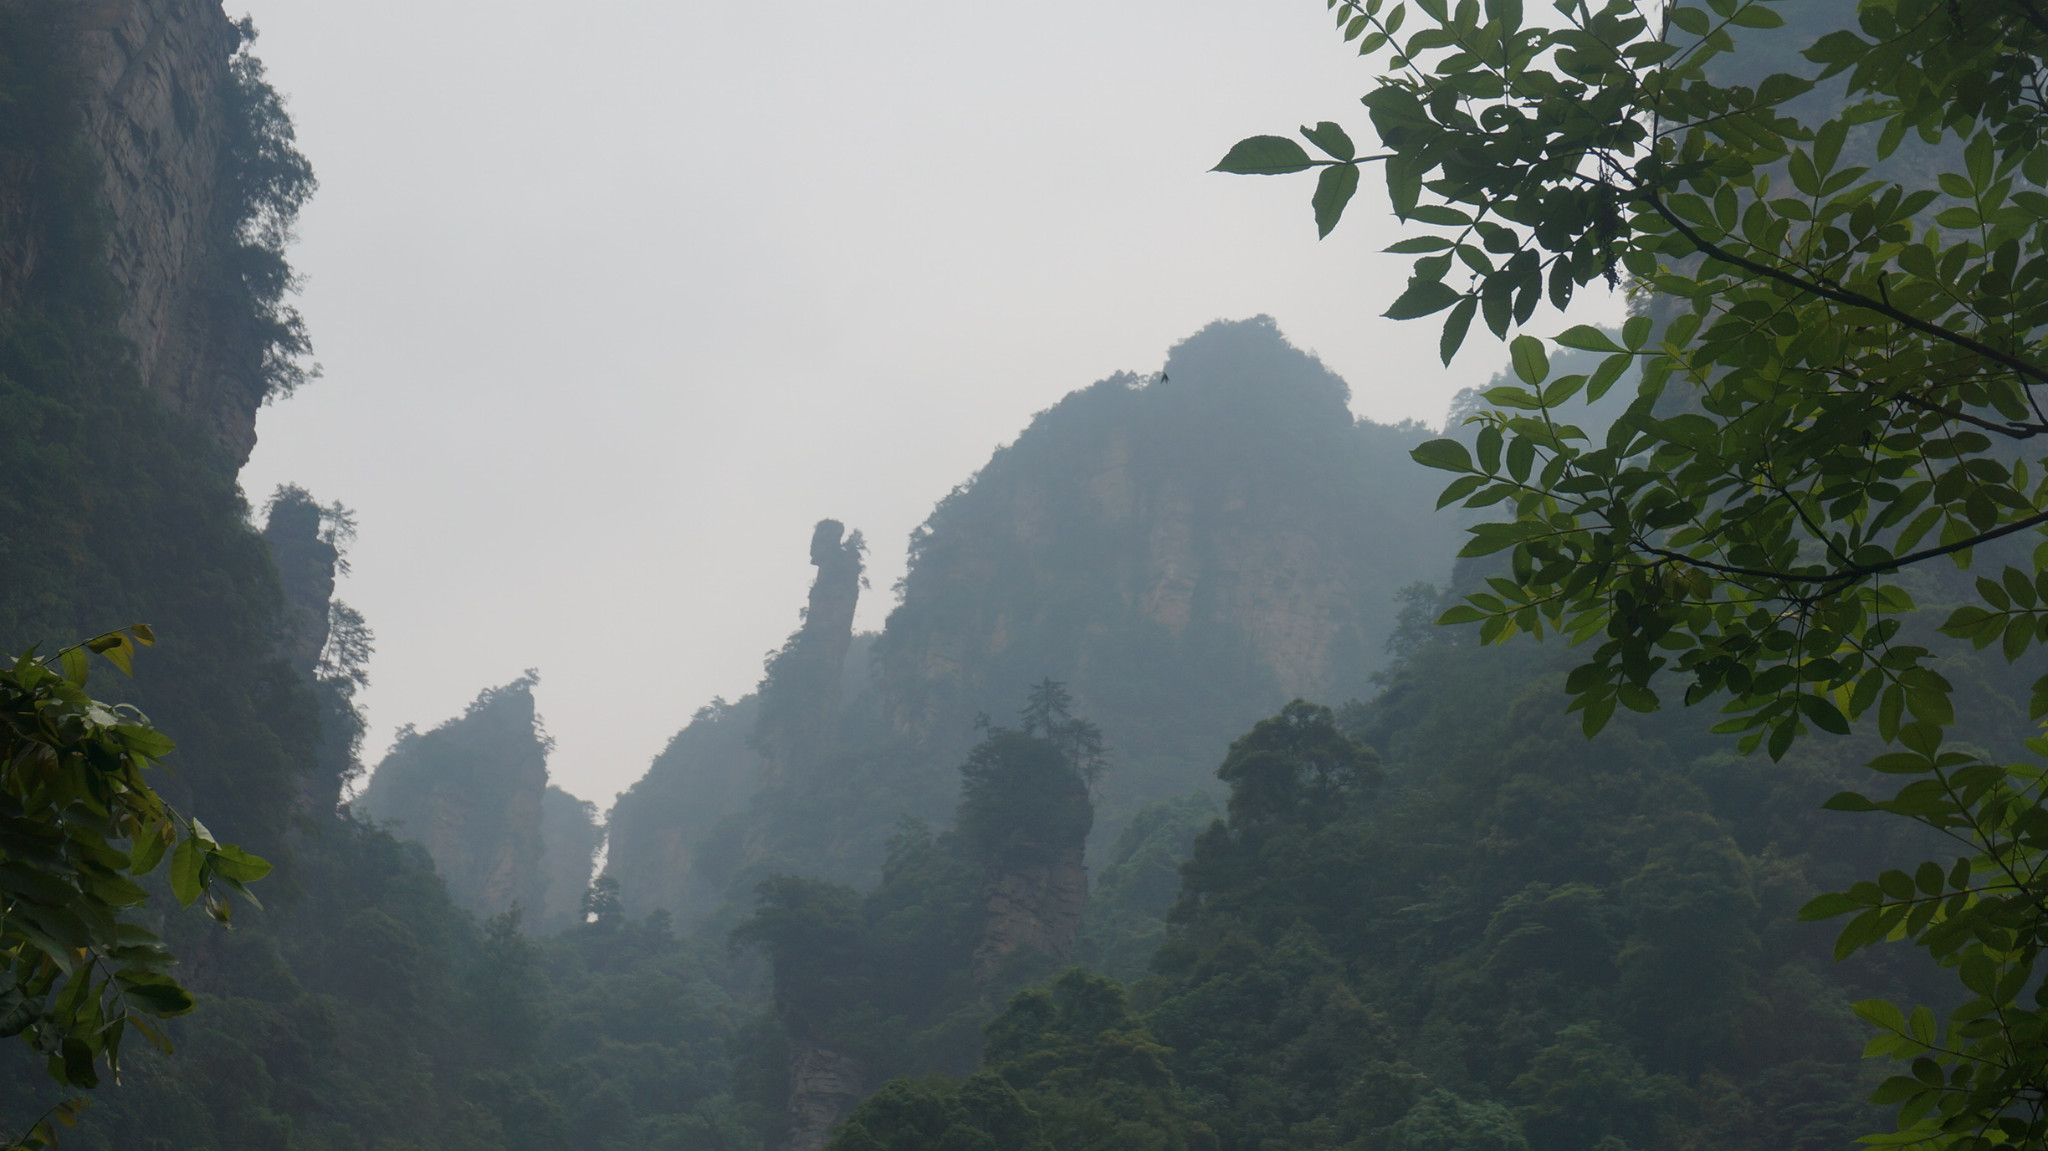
[3,2,2037,1150]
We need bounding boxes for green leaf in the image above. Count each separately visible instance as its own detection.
[0,988,34,1038]
[59,647,87,687]
[208,845,272,885]
[1799,693,1851,735]
[169,837,203,907]
[1214,136,1314,175]
[1385,278,1461,320]
[1554,325,1624,353]
[1436,473,1487,508]
[61,1037,98,1090]
[1300,121,1356,161]
[1668,6,1709,35]
[1313,163,1361,238]
[1800,891,1867,920]
[116,973,195,1017]
[1509,335,1549,385]
[1412,438,1476,472]
[1440,296,1478,364]
[91,633,135,676]
[1622,315,1652,350]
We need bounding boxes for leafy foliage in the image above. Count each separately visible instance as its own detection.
[1223,0,2048,1143]
[829,969,1212,1151]
[1,631,269,1145]
[735,687,1106,1097]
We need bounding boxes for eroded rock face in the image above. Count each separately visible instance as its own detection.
[784,1043,867,1151]
[355,677,551,918]
[66,0,276,462]
[973,853,1088,982]
[0,0,303,464]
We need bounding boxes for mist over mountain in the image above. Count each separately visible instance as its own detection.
[0,4,1989,1150]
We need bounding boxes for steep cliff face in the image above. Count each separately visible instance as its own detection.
[0,0,317,851]
[605,694,762,920]
[355,675,553,918]
[0,0,313,465]
[876,317,1459,822]
[536,785,600,933]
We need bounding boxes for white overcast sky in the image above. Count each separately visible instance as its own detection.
[235,0,1624,810]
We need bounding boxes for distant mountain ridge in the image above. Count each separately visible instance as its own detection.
[604,316,1464,923]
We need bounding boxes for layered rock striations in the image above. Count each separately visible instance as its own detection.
[0,0,311,465]
[355,675,554,918]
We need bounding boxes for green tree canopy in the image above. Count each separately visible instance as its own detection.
[1,631,269,1148]
[1221,0,2048,1143]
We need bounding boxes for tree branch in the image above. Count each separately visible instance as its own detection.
[1639,190,2048,385]
[1886,382,2048,439]
[1639,506,2048,587]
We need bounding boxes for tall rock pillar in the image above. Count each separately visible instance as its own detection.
[755,520,864,787]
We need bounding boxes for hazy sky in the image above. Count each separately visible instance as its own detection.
[236,0,1624,809]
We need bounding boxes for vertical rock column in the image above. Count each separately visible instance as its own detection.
[261,491,336,682]
[959,733,1094,985]
[755,519,864,787]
